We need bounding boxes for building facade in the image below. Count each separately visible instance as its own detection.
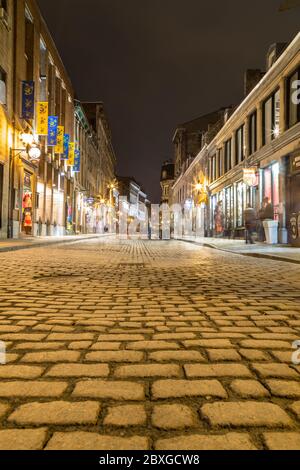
[160,160,174,204]
[207,35,300,244]
[169,33,300,245]
[74,102,117,234]
[0,0,117,239]
[4,0,75,238]
[0,0,13,239]
[118,176,148,223]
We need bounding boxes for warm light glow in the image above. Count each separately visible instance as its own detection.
[21,132,34,146]
[195,182,202,191]
[273,125,280,138]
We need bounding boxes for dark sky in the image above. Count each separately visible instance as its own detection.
[37,0,299,202]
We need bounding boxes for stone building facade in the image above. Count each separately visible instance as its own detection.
[5,0,75,238]
[0,0,117,238]
[160,160,174,204]
[170,33,300,245]
[74,102,117,234]
[0,0,13,239]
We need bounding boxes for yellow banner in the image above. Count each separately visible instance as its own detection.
[36,102,48,135]
[55,126,64,154]
[68,142,75,166]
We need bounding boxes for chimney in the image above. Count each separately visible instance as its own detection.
[244,69,265,97]
[266,43,288,71]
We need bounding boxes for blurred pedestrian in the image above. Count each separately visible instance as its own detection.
[214,201,224,238]
[244,204,256,244]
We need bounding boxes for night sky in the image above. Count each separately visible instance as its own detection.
[37,0,299,202]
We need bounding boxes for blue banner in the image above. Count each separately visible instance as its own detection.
[47,116,58,146]
[21,81,35,119]
[63,134,70,160]
[73,149,81,172]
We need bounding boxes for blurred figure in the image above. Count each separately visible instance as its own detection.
[214,201,224,238]
[244,204,257,245]
[263,197,274,220]
[258,197,274,241]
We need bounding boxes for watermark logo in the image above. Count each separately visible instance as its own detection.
[100,197,206,240]
[291,80,300,105]
[0,341,6,365]
[291,340,300,365]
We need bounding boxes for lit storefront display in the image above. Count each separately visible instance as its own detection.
[262,162,279,220]
[22,172,33,235]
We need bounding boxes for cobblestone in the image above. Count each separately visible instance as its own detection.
[8,401,100,425]
[0,238,299,449]
[152,404,197,429]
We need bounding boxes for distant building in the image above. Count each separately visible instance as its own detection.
[171,108,232,208]
[160,160,174,204]
[173,108,233,178]
[117,176,148,222]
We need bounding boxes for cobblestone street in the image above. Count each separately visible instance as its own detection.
[0,237,300,450]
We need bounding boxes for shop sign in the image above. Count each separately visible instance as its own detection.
[291,154,300,173]
[21,81,35,120]
[243,168,258,187]
[47,116,58,146]
[36,102,49,135]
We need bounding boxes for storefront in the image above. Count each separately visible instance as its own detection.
[261,162,280,220]
[287,153,300,246]
[21,170,34,236]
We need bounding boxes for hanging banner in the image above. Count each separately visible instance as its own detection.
[55,126,64,154]
[21,81,35,120]
[73,149,81,172]
[68,142,75,166]
[36,102,48,135]
[63,134,70,160]
[47,116,58,146]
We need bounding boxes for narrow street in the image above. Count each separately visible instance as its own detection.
[0,237,300,450]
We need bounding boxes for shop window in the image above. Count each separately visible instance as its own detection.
[235,125,245,165]
[287,68,300,129]
[249,111,257,155]
[263,163,279,220]
[39,38,47,102]
[236,182,245,228]
[0,67,6,106]
[0,163,3,229]
[263,89,280,145]
[224,139,232,173]
[217,149,223,178]
[25,8,34,81]
[22,172,33,235]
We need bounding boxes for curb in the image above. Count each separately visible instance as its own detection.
[0,235,112,253]
[180,239,300,265]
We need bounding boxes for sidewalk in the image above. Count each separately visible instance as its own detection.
[181,235,300,264]
[0,234,112,253]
